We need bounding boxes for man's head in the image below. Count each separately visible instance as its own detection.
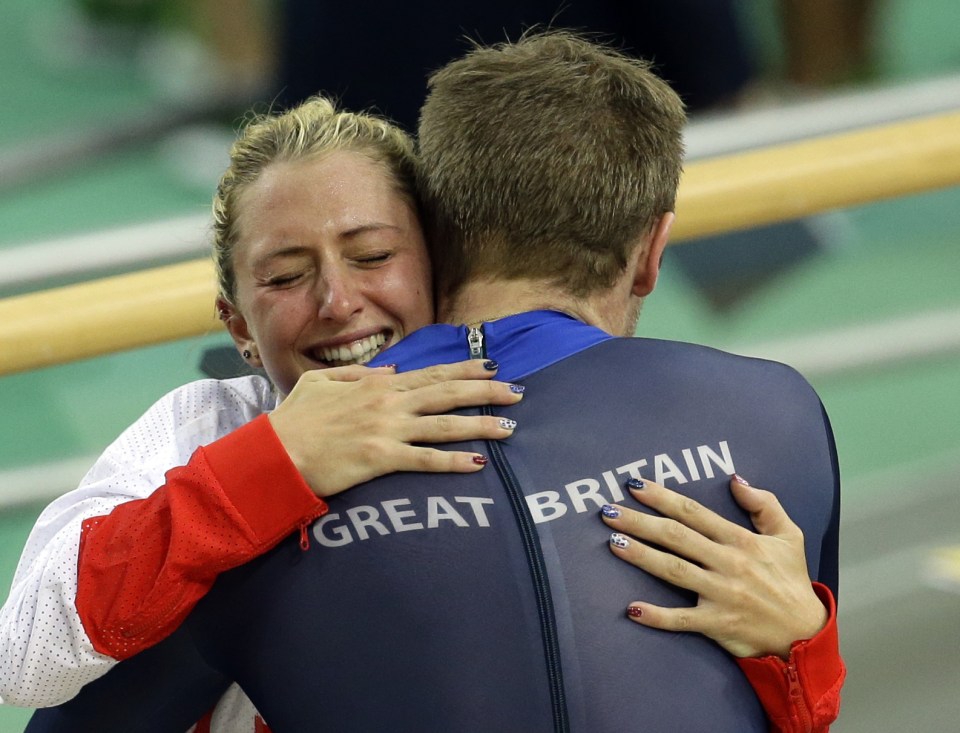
[417,30,686,305]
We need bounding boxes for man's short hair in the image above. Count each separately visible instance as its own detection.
[418,30,686,299]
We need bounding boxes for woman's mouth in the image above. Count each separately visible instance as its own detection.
[312,331,389,367]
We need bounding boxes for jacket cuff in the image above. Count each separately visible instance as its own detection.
[737,583,845,728]
[200,414,328,545]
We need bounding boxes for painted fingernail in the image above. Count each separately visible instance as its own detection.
[625,478,645,491]
[499,418,517,430]
[626,606,644,619]
[382,363,398,370]
[483,360,499,371]
[472,455,489,465]
[610,533,630,549]
[733,473,750,486]
[601,504,621,519]
[509,384,525,394]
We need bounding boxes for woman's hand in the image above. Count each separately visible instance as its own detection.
[268,359,522,497]
[601,476,827,659]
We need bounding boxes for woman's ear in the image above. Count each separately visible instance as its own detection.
[217,297,261,366]
[631,212,674,297]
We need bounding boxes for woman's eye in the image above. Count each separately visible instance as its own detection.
[356,252,391,266]
[265,272,302,287]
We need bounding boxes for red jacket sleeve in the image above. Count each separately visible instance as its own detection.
[737,583,846,733]
[76,415,327,660]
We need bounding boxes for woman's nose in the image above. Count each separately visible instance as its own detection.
[316,270,364,322]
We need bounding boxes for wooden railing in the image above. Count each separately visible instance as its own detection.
[2,111,960,376]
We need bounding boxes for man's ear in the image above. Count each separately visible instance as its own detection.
[631,212,674,297]
[216,297,261,367]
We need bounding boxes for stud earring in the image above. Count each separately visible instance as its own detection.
[243,349,252,359]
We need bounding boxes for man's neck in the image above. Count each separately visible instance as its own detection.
[438,278,638,336]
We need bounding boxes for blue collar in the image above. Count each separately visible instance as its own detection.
[370,310,612,382]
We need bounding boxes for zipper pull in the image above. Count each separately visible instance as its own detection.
[785,662,813,732]
[299,521,311,551]
[467,326,485,359]
[786,663,802,699]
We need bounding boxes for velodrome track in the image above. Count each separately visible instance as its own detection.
[835,462,960,732]
[2,1,960,731]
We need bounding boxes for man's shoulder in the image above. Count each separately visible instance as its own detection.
[590,336,811,383]
[541,336,824,417]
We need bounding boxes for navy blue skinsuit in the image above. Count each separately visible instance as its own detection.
[30,311,840,732]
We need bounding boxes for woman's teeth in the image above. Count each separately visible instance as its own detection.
[318,332,387,366]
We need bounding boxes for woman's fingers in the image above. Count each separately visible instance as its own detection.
[729,476,802,539]
[311,360,525,413]
[608,478,745,550]
[390,446,493,474]
[601,476,827,658]
[607,530,713,595]
[391,360,524,412]
[406,413,518,444]
[388,359,502,390]
[401,377,524,413]
[270,360,524,497]
[622,601,704,635]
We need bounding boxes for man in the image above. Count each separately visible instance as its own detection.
[30,31,842,732]
[188,31,840,731]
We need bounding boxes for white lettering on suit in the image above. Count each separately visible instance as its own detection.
[314,496,495,548]
[526,441,736,524]
[312,441,736,543]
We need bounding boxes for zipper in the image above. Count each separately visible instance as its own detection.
[467,325,485,359]
[785,662,813,732]
[467,325,569,732]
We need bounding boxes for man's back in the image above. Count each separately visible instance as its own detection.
[188,312,839,732]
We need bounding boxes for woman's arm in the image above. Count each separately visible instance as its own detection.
[1,361,521,707]
[0,375,276,708]
[601,476,845,732]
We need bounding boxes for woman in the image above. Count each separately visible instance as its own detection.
[1,96,523,716]
[9,95,839,732]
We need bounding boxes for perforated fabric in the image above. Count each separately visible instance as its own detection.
[0,376,278,707]
[189,684,270,733]
[75,414,326,660]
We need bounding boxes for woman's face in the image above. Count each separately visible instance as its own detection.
[224,150,434,396]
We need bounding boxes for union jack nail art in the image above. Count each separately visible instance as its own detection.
[610,533,630,549]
